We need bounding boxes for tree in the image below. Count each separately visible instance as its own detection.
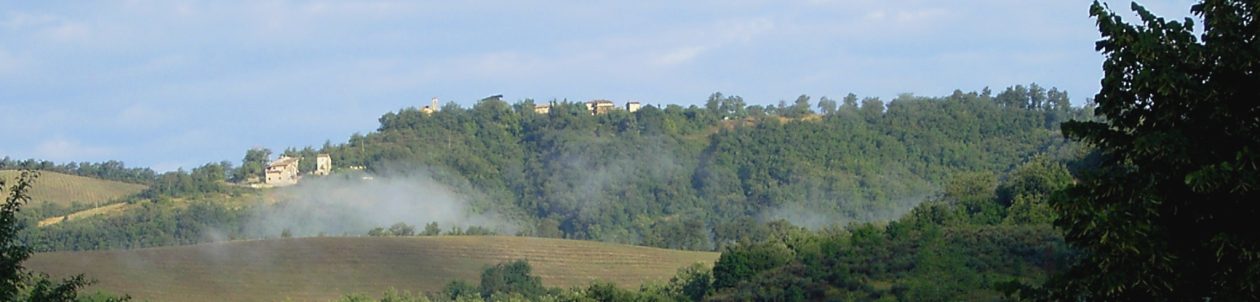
[479,260,544,299]
[388,222,415,236]
[840,93,859,114]
[996,85,1028,108]
[1027,83,1046,110]
[789,94,812,117]
[1,171,117,301]
[0,171,36,299]
[668,263,712,301]
[1037,1,1260,300]
[943,172,1002,224]
[705,92,723,115]
[711,242,793,289]
[859,97,883,120]
[721,95,748,118]
[817,96,837,115]
[235,148,271,182]
[422,222,442,236]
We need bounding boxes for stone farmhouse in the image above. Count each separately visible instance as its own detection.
[264,156,300,186]
[585,99,616,115]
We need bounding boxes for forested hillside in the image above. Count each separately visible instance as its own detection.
[312,85,1083,249]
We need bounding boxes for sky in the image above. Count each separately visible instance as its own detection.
[1,0,1198,172]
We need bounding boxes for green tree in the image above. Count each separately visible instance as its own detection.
[422,222,442,236]
[705,92,723,115]
[668,263,713,301]
[479,260,544,299]
[840,93,859,115]
[817,96,837,115]
[788,94,812,117]
[944,172,1001,224]
[2,171,119,301]
[711,242,793,289]
[388,222,415,236]
[235,148,271,182]
[1037,1,1260,300]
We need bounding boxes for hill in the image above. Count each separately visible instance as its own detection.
[26,236,719,302]
[0,170,146,208]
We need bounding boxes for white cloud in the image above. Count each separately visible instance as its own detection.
[653,46,706,66]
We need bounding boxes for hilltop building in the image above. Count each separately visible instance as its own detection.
[264,156,300,186]
[534,103,551,114]
[586,99,616,115]
[626,101,641,112]
[314,154,332,176]
[421,97,440,114]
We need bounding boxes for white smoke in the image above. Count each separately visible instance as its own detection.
[245,170,519,238]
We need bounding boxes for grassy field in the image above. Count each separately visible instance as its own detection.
[0,170,146,208]
[37,202,131,227]
[27,236,720,301]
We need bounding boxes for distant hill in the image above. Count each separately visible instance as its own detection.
[0,170,146,207]
[27,236,719,302]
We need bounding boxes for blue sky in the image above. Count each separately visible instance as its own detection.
[1,1,1196,172]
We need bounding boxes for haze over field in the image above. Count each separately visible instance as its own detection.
[249,172,520,238]
[0,0,1194,171]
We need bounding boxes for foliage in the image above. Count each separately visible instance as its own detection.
[1031,1,1260,300]
[234,148,271,182]
[310,87,1080,251]
[478,260,544,299]
[0,158,155,185]
[1,170,129,301]
[25,200,250,252]
[139,162,234,199]
[711,242,794,289]
[702,166,1073,301]
[337,289,431,302]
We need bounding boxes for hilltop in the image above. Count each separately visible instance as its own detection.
[26,236,718,302]
[24,86,1091,254]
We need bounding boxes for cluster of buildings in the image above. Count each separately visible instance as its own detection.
[422,96,643,116]
[261,153,332,187]
[533,100,641,115]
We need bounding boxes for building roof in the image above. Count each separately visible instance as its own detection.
[268,156,299,168]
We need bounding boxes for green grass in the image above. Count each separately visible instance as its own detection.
[0,170,146,208]
[27,236,719,302]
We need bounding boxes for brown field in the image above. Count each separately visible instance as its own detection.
[27,236,720,302]
[0,170,146,208]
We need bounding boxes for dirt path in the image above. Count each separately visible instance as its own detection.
[38,202,131,227]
